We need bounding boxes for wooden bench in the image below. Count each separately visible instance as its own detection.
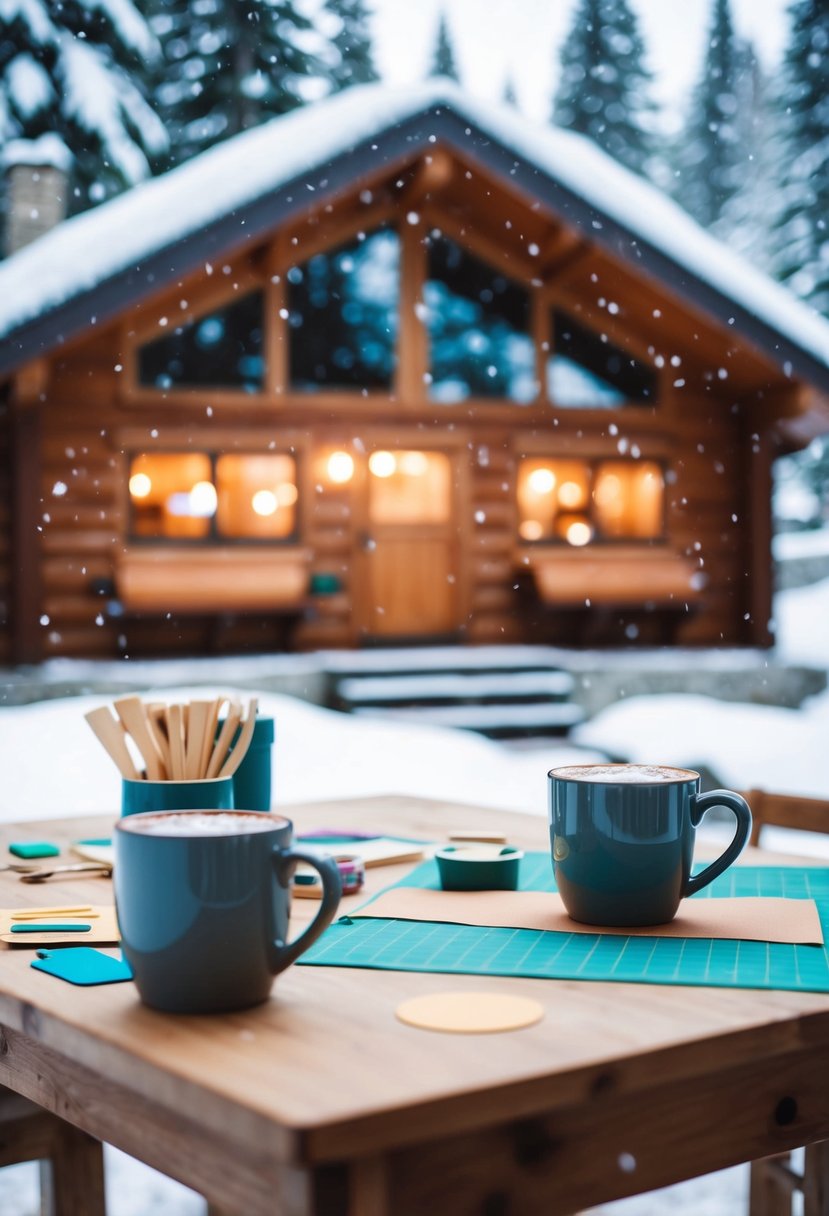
[523,545,703,609]
[114,547,313,615]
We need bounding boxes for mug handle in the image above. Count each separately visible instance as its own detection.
[683,790,752,897]
[270,847,342,970]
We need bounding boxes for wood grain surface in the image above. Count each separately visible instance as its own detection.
[0,795,827,1216]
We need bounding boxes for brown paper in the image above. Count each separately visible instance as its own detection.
[0,905,120,946]
[355,888,824,946]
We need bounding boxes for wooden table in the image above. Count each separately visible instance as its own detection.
[1,794,828,1216]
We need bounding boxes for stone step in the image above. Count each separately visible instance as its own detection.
[350,700,585,737]
[334,670,576,708]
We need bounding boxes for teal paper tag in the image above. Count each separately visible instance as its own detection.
[12,923,91,934]
[9,842,60,859]
[32,948,133,986]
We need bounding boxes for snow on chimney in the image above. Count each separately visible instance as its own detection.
[3,135,72,256]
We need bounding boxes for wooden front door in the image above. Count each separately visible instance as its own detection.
[358,449,459,638]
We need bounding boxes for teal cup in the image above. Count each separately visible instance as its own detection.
[121,776,234,816]
[219,715,274,812]
[114,810,342,1013]
[548,763,752,927]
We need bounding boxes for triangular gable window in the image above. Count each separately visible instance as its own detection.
[425,236,536,404]
[547,310,656,407]
[288,228,400,390]
[138,292,265,392]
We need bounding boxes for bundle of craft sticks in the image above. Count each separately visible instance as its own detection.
[84,695,257,781]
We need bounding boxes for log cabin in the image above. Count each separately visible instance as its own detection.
[1,80,828,664]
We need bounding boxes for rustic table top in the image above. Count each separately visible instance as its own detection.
[0,794,828,1216]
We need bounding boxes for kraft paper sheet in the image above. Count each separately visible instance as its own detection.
[354,888,824,945]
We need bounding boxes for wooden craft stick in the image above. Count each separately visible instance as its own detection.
[166,704,186,780]
[184,700,212,779]
[113,697,165,781]
[10,905,93,917]
[11,911,100,921]
[84,706,142,779]
[146,704,171,777]
[205,700,242,779]
[199,697,223,779]
[218,697,258,778]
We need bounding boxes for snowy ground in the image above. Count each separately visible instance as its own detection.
[1,572,828,1214]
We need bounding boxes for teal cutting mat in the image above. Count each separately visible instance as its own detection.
[299,853,829,992]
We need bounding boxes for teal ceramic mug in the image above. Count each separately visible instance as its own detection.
[548,763,752,927]
[114,810,341,1013]
[121,776,234,816]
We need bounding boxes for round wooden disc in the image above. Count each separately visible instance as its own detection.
[395,991,544,1034]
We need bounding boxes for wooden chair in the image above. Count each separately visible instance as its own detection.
[0,1085,106,1215]
[744,789,829,1216]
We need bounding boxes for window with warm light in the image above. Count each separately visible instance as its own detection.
[288,228,400,390]
[547,311,656,408]
[128,453,298,542]
[425,236,536,404]
[368,450,451,524]
[517,458,664,544]
[137,293,265,392]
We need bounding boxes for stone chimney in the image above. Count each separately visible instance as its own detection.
[3,134,72,256]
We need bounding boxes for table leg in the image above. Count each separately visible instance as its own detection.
[803,1140,829,1216]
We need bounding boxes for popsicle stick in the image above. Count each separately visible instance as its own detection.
[11,911,100,921]
[146,704,171,778]
[10,905,93,918]
[113,697,165,781]
[205,700,242,779]
[84,707,142,779]
[166,704,186,780]
[199,697,223,779]
[218,697,259,778]
[184,701,211,779]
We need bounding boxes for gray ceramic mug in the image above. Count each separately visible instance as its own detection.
[548,763,752,927]
[114,810,341,1013]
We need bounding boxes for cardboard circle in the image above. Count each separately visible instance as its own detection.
[395,991,544,1034]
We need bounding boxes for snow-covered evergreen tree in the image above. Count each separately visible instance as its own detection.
[768,0,829,316]
[429,11,460,82]
[502,76,518,107]
[551,0,659,179]
[711,40,785,269]
[325,0,379,91]
[150,0,331,168]
[0,0,166,212]
[671,0,745,228]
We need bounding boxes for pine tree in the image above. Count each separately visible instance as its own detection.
[711,40,784,269]
[325,0,379,91]
[429,11,460,82]
[0,0,166,212]
[150,0,331,168]
[551,0,659,179]
[671,0,745,228]
[503,76,518,107]
[768,0,829,316]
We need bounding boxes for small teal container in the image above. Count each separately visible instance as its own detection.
[220,715,274,812]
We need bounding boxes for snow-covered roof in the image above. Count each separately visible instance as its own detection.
[2,133,73,171]
[1,79,828,387]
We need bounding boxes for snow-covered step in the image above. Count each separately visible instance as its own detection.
[351,700,585,737]
[336,669,575,706]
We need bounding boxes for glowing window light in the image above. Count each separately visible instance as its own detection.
[400,451,429,476]
[566,520,593,546]
[519,519,544,541]
[189,480,218,516]
[558,480,584,508]
[252,489,277,517]
[276,482,298,506]
[369,451,396,478]
[527,467,556,495]
[327,451,354,483]
[129,473,152,498]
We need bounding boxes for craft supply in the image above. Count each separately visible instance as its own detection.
[70,840,114,866]
[297,835,427,868]
[448,831,509,845]
[206,700,242,779]
[395,991,544,1034]
[435,845,523,891]
[113,697,165,780]
[8,842,60,859]
[300,856,829,995]
[0,905,120,946]
[11,923,92,934]
[31,948,133,986]
[294,855,365,899]
[218,697,259,778]
[83,706,141,779]
[19,862,112,883]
